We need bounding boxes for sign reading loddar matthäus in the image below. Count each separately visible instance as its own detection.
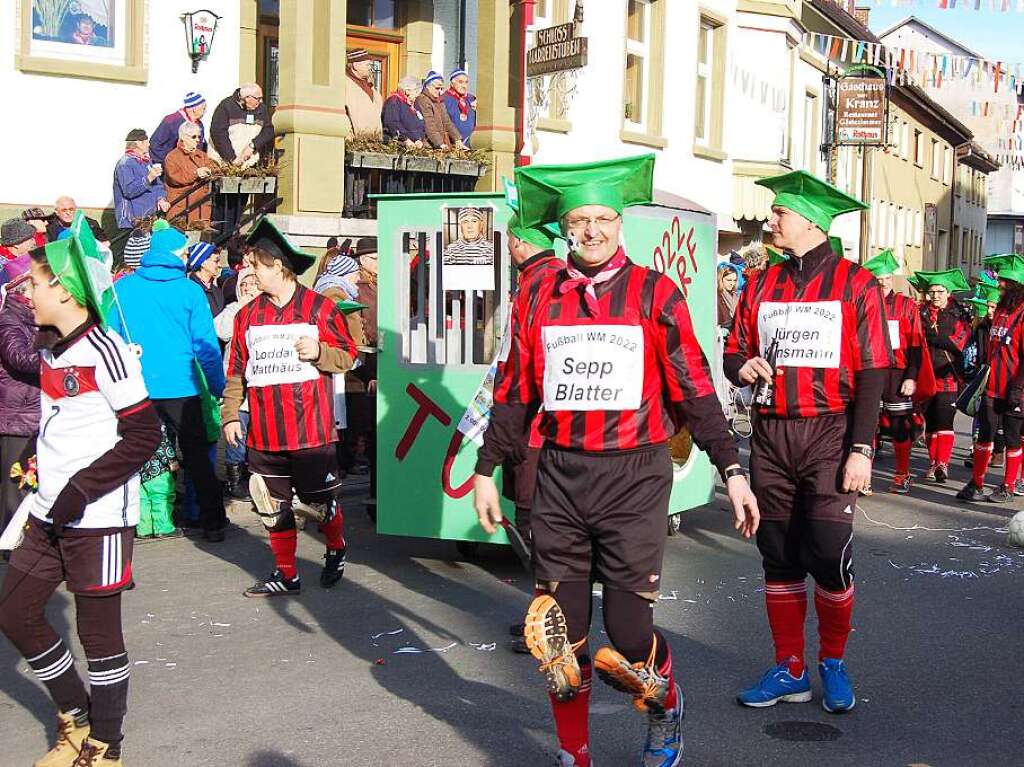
[527,22,588,77]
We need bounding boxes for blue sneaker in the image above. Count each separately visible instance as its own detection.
[737,660,812,707]
[819,658,855,713]
[642,684,684,767]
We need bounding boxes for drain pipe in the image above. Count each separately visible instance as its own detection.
[517,0,534,166]
[458,0,467,68]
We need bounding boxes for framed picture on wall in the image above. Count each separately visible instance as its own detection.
[17,0,147,83]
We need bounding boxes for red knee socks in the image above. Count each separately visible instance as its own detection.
[973,442,994,488]
[269,529,298,579]
[319,507,346,551]
[550,658,592,767]
[655,641,680,711]
[815,584,854,661]
[1005,448,1023,488]
[893,440,912,477]
[765,580,807,677]
[936,431,955,466]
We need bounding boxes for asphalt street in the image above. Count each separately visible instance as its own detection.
[1,429,1022,767]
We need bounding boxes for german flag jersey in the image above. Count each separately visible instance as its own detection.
[884,290,924,372]
[920,302,970,393]
[228,284,357,451]
[494,256,717,452]
[986,302,1024,400]
[725,242,893,418]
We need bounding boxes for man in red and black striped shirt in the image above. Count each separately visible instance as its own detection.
[474,155,758,767]
[725,170,892,714]
[957,257,1024,503]
[913,269,971,483]
[863,250,924,494]
[222,218,357,597]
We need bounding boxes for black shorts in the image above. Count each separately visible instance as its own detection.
[532,444,672,596]
[8,517,134,596]
[882,368,913,414]
[249,444,343,504]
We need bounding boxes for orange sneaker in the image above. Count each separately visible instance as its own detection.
[594,638,669,714]
[34,711,89,767]
[524,595,584,702]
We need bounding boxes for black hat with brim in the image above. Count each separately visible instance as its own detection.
[246,216,317,276]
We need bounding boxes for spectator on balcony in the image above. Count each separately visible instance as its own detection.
[151,92,208,166]
[443,68,477,148]
[383,75,426,148]
[209,84,275,169]
[165,122,216,226]
[417,71,467,150]
[346,49,384,137]
[45,197,108,244]
[113,129,169,230]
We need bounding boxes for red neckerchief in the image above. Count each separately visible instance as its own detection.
[446,87,470,118]
[126,148,150,164]
[559,248,629,317]
[393,90,412,106]
[348,68,376,100]
[178,108,199,124]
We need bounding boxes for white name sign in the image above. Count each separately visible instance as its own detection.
[887,319,901,350]
[245,323,320,388]
[757,301,842,369]
[542,324,644,411]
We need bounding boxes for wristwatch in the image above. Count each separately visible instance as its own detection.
[849,444,875,460]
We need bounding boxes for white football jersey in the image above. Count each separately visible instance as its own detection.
[35,326,149,529]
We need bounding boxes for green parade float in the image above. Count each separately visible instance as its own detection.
[372,179,724,554]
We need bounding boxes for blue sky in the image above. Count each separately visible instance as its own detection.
[867,5,1024,64]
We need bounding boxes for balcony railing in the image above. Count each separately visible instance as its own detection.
[344,150,488,219]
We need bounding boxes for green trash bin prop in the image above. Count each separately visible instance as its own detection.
[373,190,722,551]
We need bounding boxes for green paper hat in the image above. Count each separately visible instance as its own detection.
[964,295,991,318]
[503,180,557,250]
[766,246,788,266]
[977,270,999,290]
[863,249,900,278]
[44,211,115,325]
[514,154,655,233]
[755,170,868,233]
[830,236,845,259]
[911,268,970,293]
[977,284,1001,302]
[335,299,368,315]
[983,253,1022,273]
[507,211,556,250]
[246,217,317,276]
[999,268,1024,285]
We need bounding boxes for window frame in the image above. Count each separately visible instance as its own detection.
[692,8,727,159]
[623,0,653,134]
[16,0,148,83]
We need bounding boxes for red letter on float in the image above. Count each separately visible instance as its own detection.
[395,383,452,461]
[442,430,474,499]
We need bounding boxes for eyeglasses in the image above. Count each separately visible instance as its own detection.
[564,214,621,231]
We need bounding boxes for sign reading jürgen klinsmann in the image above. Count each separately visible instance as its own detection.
[527,23,588,77]
[835,75,887,146]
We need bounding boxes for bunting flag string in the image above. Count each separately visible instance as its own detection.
[875,0,1024,9]
[804,31,1024,97]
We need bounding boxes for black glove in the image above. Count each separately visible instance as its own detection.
[49,483,88,536]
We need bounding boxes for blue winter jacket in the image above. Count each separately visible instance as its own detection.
[150,111,207,165]
[382,94,426,143]
[442,92,476,146]
[112,153,165,229]
[107,237,225,399]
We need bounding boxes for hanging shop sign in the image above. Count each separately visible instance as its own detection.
[835,67,888,146]
[527,22,588,77]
